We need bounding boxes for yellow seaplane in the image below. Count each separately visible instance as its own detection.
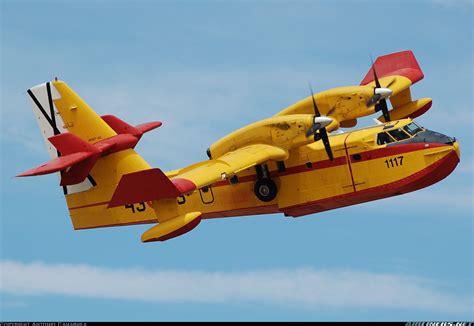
[18,50,460,242]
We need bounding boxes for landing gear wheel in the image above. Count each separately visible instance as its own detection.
[254,178,277,202]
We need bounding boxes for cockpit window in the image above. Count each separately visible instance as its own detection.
[403,122,423,136]
[388,128,410,141]
[377,132,395,145]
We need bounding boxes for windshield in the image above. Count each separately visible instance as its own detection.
[388,128,410,141]
[377,132,395,145]
[403,122,423,136]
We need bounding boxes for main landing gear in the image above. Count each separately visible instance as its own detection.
[254,164,277,202]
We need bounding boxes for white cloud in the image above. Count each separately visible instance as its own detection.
[1,260,471,314]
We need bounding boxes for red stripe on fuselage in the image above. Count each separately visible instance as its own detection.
[69,143,453,218]
[350,143,447,163]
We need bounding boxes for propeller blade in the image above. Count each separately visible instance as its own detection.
[380,100,391,122]
[309,83,321,117]
[367,93,381,107]
[308,84,333,160]
[374,99,391,122]
[305,116,332,138]
[371,59,381,88]
[318,128,334,161]
[306,123,319,137]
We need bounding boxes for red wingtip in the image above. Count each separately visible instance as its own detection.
[360,50,424,85]
[135,121,162,134]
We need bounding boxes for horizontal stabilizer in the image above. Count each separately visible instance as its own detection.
[107,168,197,208]
[49,133,100,155]
[141,212,202,242]
[18,113,162,186]
[101,115,162,137]
[17,152,93,177]
[135,121,162,134]
[17,132,101,184]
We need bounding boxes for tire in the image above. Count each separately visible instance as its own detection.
[254,178,277,202]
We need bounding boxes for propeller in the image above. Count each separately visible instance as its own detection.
[366,59,394,122]
[307,84,334,161]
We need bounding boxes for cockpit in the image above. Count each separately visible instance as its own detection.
[376,120,455,146]
[376,122,424,145]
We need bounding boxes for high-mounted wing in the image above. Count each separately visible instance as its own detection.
[108,143,288,208]
[276,50,432,125]
[176,143,288,189]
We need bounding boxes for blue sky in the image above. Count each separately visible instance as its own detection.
[1,0,473,321]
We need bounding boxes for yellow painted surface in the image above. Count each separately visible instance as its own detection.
[276,76,413,130]
[52,80,116,143]
[50,78,456,237]
[65,116,458,233]
[141,211,202,242]
[377,98,432,122]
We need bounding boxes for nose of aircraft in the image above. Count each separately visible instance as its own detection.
[452,140,460,159]
[421,129,456,145]
[399,129,460,160]
[423,129,460,159]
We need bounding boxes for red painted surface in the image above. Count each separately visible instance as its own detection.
[95,134,139,154]
[272,156,347,178]
[360,50,424,85]
[101,115,142,136]
[108,168,181,208]
[60,154,100,186]
[17,152,93,177]
[281,149,459,217]
[136,121,162,134]
[48,132,100,155]
[350,143,448,163]
[171,178,197,194]
[19,116,162,186]
[211,156,347,189]
[102,115,162,137]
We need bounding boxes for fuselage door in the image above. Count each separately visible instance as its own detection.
[199,186,215,204]
[344,135,370,192]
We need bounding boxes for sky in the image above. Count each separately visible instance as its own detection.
[1,0,473,322]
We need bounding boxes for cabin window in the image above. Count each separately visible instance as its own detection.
[403,122,423,136]
[377,132,395,145]
[388,128,410,141]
